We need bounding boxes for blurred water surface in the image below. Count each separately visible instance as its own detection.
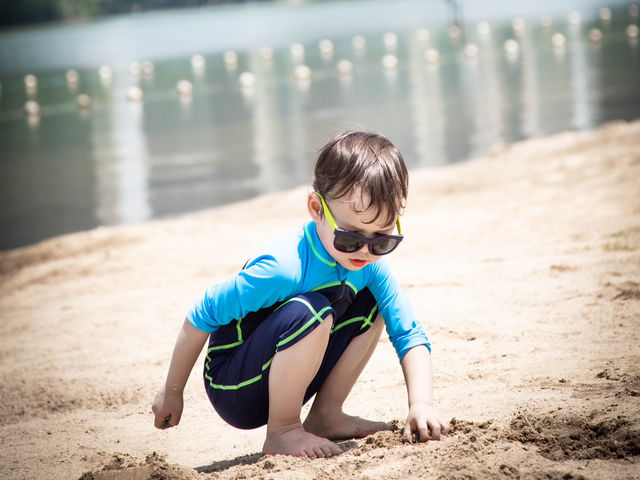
[0,0,639,250]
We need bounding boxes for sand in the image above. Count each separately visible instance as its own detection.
[1,120,639,480]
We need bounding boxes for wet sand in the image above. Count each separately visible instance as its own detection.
[1,120,639,480]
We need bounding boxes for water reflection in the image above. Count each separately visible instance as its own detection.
[248,50,283,193]
[474,26,503,153]
[287,58,312,181]
[91,73,152,225]
[1,2,639,250]
[568,19,600,130]
[408,33,447,165]
[518,21,542,138]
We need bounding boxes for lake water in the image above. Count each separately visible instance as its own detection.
[1,0,639,250]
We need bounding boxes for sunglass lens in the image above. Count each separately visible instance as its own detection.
[371,237,399,255]
[334,232,365,253]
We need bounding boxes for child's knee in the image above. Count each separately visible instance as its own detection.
[282,292,333,322]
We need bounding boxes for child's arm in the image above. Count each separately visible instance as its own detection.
[152,318,209,429]
[400,345,450,442]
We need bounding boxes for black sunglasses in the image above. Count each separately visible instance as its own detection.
[317,193,404,256]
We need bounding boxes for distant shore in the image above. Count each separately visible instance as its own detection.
[0,1,240,28]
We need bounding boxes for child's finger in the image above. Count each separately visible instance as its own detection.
[161,415,173,429]
[416,422,431,442]
[402,422,414,442]
[154,413,170,429]
[440,418,451,435]
[168,412,181,427]
[429,421,441,440]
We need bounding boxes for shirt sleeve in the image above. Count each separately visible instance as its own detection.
[366,259,431,361]
[187,254,298,332]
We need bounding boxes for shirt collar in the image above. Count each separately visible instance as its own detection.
[304,221,337,268]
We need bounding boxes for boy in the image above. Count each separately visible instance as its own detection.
[152,131,449,458]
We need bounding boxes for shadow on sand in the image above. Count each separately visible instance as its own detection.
[195,452,264,473]
[195,439,361,473]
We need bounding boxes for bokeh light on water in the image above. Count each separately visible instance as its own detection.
[0,0,639,250]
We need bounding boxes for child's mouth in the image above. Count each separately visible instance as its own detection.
[349,259,367,268]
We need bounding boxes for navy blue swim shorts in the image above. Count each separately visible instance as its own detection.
[203,286,379,429]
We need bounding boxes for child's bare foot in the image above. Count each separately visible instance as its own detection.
[303,409,391,440]
[262,423,343,458]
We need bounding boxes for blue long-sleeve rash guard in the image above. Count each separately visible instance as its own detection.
[188,221,430,361]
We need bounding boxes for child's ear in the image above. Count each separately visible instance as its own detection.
[307,192,323,221]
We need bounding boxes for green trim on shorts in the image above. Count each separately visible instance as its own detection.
[205,297,330,391]
[331,304,378,334]
[207,372,262,391]
[207,318,244,352]
[359,304,378,330]
[276,303,332,348]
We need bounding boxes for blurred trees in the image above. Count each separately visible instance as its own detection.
[0,0,242,27]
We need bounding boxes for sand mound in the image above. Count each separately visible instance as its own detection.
[78,453,198,480]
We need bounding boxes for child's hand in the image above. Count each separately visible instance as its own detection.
[402,402,450,442]
[152,386,184,429]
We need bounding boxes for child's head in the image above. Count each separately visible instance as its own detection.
[312,131,408,226]
[309,131,408,270]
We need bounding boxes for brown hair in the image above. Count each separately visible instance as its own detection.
[312,131,409,226]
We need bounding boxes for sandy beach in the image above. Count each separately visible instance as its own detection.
[1,120,639,480]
